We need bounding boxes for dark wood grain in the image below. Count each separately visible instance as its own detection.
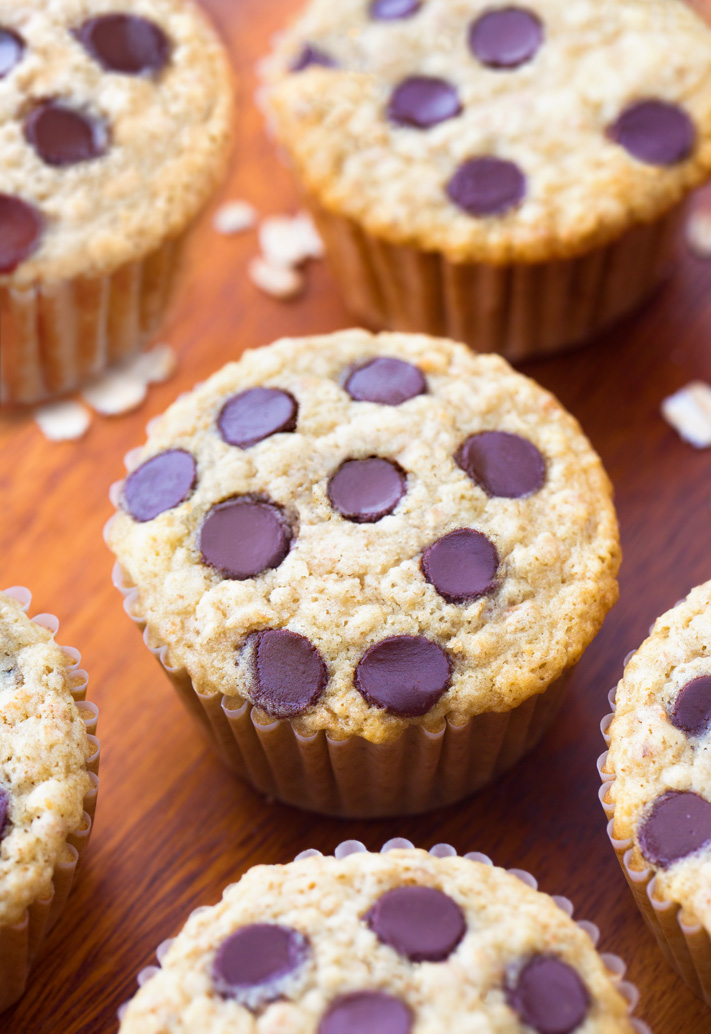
[2,1,711,1030]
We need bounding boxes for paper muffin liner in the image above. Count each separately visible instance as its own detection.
[0,587,100,1013]
[0,233,184,406]
[598,685,711,1006]
[306,196,688,362]
[119,839,651,1033]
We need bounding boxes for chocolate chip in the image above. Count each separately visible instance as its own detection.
[319,992,413,1034]
[250,629,327,718]
[610,100,695,166]
[469,8,544,69]
[25,101,108,168]
[355,635,451,717]
[456,431,545,498]
[0,28,24,78]
[291,44,336,72]
[0,789,9,841]
[77,15,171,76]
[370,0,421,19]
[638,790,711,868]
[0,195,43,274]
[199,497,292,580]
[122,450,197,522]
[671,676,711,737]
[508,956,590,1034]
[367,886,466,962]
[328,458,406,523]
[422,529,498,603]
[212,924,310,1007]
[447,157,526,217]
[388,77,462,129]
[218,388,298,449]
[345,357,426,406]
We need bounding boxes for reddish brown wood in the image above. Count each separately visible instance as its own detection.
[2,1,711,1030]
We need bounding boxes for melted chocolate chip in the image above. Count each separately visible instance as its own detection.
[218,388,298,449]
[0,28,24,78]
[77,15,171,76]
[345,357,426,406]
[328,458,406,523]
[671,676,711,737]
[367,886,466,962]
[212,924,310,1006]
[355,635,451,717]
[610,100,695,166]
[370,0,421,19]
[199,497,292,580]
[456,431,545,498]
[122,450,197,522]
[469,7,543,69]
[0,789,9,841]
[319,992,413,1034]
[422,529,498,603]
[388,77,462,129]
[291,43,336,72]
[0,195,43,274]
[447,156,526,217]
[25,101,108,168]
[508,956,590,1034]
[638,791,711,869]
[250,629,327,718]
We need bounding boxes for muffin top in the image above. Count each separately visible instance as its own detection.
[0,591,92,927]
[606,581,711,933]
[261,0,711,264]
[0,0,233,287]
[107,330,619,743]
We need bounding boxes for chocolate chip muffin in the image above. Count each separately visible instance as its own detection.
[0,587,99,1012]
[260,0,711,359]
[106,329,619,816]
[0,0,234,405]
[118,844,648,1034]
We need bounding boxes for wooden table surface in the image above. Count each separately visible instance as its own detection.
[2,1,711,1030]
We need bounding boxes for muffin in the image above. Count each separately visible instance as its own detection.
[260,0,711,360]
[0,586,99,1012]
[106,329,619,817]
[0,0,234,406]
[118,842,649,1034]
[599,581,711,1005]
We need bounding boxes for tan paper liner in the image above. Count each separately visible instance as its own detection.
[0,233,184,406]
[598,685,711,1006]
[118,840,651,1032]
[0,587,100,1013]
[306,196,688,362]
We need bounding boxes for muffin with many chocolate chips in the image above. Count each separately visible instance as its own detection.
[0,0,233,404]
[601,581,711,1006]
[261,0,711,359]
[107,329,619,816]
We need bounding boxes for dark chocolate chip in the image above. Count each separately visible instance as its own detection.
[367,886,466,962]
[469,7,543,69]
[250,628,327,718]
[0,28,24,78]
[25,101,108,168]
[122,450,197,522]
[212,924,310,1006]
[447,156,526,217]
[0,788,9,841]
[199,497,292,580]
[610,100,695,166]
[0,195,43,274]
[77,15,171,76]
[388,76,462,129]
[319,992,413,1034]
[638,790,711,869]
[218,388,298,449]
[328,458,406,523]
[456,431,545,498]
[370,0,422,19]
[671,676,711,737]
[355,635,451,717]
[508,956,590,1034]
[291,43,336,72]
[422,529,498,603]
[345,357,426,406]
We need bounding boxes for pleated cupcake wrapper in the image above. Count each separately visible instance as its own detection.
[0,233,184,406]
[0,587,100,1013]
[119,839,650,1033]
[598,684,711,1006]
[306,196,687,362]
